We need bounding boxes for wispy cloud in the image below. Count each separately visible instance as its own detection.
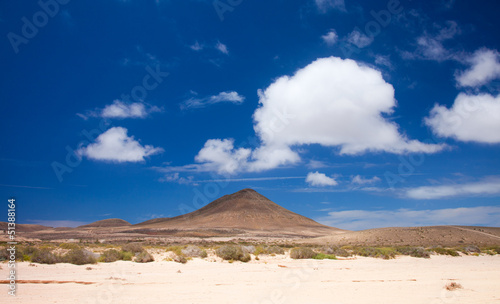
[405,176,500,199]
[215,41,229,54]
[181,91,245,109]
[317,206,500,230]
[321,29,338,46]
[79,100,162,120]
[25,220,88,228]
[0,184,52,190]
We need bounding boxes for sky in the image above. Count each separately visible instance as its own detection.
[1,0,500,230]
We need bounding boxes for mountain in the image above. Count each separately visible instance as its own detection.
[135,188,344,236]
[79,218,131,228]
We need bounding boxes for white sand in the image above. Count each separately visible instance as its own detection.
[1,255,499,304]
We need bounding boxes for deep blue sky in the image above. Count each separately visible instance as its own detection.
[1,0,499,230]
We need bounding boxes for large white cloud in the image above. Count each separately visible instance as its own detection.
[306,171,338,186]
[170,57,444,175]
[425,93,500,143]
[317,206,500,230]
[455,48,500,87]
[78,127,163,163]
[253,56,444,155]
[405,177,500,199]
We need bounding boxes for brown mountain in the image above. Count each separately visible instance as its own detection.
[79,218,131,228]
[135,188,344,236]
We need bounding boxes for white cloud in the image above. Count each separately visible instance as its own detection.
[253,56,445,155]
[25,219,88,228]
[79,100,161,119]
[317,206,500,230]
[77,127,163,163]
[215,41,229,54]
[315,0,346,13]
[352,175,381,185]
[181,91,245,109]
[455,48,500,87]
[405,177,500,199]
[374,55,393,69]
[321,29,338,46]
[306,171,338,186]
[194,139,252,175]
[347,29,373,48]
[403,21,460,62]
[425,93,500,143]
[169,56,444,176]
[190,41,204,51]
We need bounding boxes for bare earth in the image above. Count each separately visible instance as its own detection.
[2,255,499,304]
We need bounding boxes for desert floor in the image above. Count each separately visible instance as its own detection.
[1,255,499,304]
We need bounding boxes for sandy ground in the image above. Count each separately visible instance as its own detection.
[1,255,499,304]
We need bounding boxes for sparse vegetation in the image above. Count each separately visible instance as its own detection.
[396,247,430,258]
[135,251,154,263]
[352,247,397,259]
[122,243,145,254]
[63,249,97,265]
[59,243,81,250]
[321,246,351,257]
[312,253,337,260]
[216,245,251,262]
[255,245,285,256]
[32,248,60,264]
[290,247,317,259]
[181,245,207,258]
[431,247,460,257]
[99,249,122,263]
[165,245,184,256]
[174,255,187,264]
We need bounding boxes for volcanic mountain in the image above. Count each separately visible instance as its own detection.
[135,188,344,236]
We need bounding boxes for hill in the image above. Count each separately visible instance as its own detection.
[78,218,131,228]
[135,188,344,237]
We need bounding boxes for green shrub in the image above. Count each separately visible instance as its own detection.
[120,251,133,261]
[59,243,81,250]
[290,247,317,259]
[122,243,144,254]
[99,249,122,263]
[63,249,97,265]
[181,245,207,258]
[174,255,187,264]
[353,247,396,259]
[135,251,154,263]
[32,248,60,264]
[431,247,460,257]
[216,245,251,262]
[321,246,351,257]
[396,247,430,258]
[462,245,481,254]
[313,253,337,260]
[165,245,184,256]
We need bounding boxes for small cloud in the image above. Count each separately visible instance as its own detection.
[25,220,88,228]
[321,29,338,46]
[306,171,338,187]
[351,175,381,185]
[347,29,373,48]
[455,48,500,87]
[315,0,346,13]
[77,127,163,163]
[374,55,393,69]
[190,41,204,51]
[80,100,162,120]
[181,91,245,109]
[215,41,229,55]
[425,93,500,143]
[159,173,194,184]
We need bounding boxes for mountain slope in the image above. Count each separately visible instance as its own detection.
[135,188,343,236]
